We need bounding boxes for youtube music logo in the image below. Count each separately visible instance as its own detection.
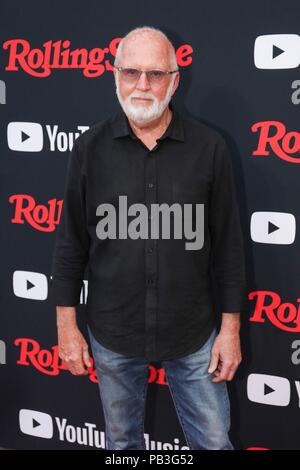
[7,122,43,152]
[250,211,296,245]
[254,34,300,69]
[7,122,89,152]
[19,409,106,447]
[247,374,291,407]
[19,409,53,439]
[13,271,48,301]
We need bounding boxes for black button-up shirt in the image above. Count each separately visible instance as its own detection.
[51,102,246,361]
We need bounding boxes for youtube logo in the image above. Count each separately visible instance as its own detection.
[254,34,300,69]
[250,211,296,245]
[247,373,291,406]
[13,271,48,300]
[7,122,43,152]
[19,409,53,438]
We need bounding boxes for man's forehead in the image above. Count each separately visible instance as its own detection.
[123,33,165,48]
[121,37,170,67]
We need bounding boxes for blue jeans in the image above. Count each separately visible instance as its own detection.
[87,325,234,450]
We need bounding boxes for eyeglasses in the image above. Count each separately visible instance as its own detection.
[115,67,178,84]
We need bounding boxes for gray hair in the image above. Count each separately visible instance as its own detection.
[114,26,178,70]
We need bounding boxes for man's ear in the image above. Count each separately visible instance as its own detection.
[172,72,180,96]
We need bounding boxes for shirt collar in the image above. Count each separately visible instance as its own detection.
[111,101,185,142]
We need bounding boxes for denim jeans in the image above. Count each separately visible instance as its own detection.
[87,325,234,450]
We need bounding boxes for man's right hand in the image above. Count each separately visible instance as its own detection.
[56,306,92,376]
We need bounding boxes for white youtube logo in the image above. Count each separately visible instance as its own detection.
[19,409,53,439]
[254,34,300,69]
[247,373,291,407]
[7,122,43,152]
[250,211,295,245]
[13,271,48,300]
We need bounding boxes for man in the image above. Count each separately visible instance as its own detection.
[51,26,246,450]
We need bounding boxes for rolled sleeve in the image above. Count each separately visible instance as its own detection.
[50,138,90,306]
[208,137,246,312]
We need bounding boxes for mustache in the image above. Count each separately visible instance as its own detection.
[130,94,155,100]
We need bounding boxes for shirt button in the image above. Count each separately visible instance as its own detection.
[147,183,154,189]
[147,247,154,254]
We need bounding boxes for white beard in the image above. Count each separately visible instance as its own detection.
[115,73,176,124]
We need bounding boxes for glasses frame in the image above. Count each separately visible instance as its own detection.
[115,66,179,84]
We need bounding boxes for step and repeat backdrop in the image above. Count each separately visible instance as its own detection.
[1,0,300,450]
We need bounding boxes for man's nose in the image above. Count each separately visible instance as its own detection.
[135,71,151,90]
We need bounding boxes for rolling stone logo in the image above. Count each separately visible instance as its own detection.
[249,290,300,332]
[10,194,62,232]
[14,338,97,380]
[2,38,193,78]
[15,338,168,385]
[252,121,300,163]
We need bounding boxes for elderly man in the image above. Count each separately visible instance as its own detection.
[51,26,246,450]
